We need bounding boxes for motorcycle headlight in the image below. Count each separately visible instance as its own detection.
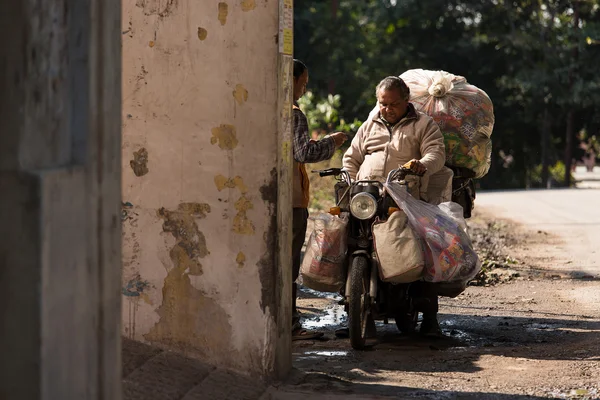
[350,192,377,220]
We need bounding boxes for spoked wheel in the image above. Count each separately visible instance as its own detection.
[395,310,419,334]
[348,255,371,350]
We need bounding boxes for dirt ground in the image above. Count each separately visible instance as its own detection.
[284,209,600,400]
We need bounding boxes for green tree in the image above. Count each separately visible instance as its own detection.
[295,0,600,190]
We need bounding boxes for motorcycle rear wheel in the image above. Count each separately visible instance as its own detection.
[348,255,370,350]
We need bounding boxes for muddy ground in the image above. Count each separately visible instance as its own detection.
[283,209,600,400]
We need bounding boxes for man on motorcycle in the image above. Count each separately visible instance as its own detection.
[342,76,453,337]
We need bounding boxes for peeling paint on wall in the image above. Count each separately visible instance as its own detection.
[214,174,248,193]
[146,202,236,358]
[121,201,135,222]
[197,27,208,41]
[232,84,249,105]
[136,0,178,18]
[214,174,255,235]
[236,252,246,268]
[157,203,211,276]
[210,124,238,150]
[233,195,255,235]
[241,0,256,12]
[218,2,229,25]
[123,274,153,339]
[144,264,235,354]
[130,148,149,176]
[122,274,151,297]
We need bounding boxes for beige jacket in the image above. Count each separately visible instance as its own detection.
[343,104,449,202]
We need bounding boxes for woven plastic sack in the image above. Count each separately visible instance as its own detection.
[370,69,494,178]
[384,182,481,284]
[300,213,349,292]
[372,210,425,283]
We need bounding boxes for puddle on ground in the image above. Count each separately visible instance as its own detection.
[301,304,346,329]
[295,350,350,361]
[298,286,340,300]
[526,323,562,331]
[441,319,458,327]
[297,288,495,350]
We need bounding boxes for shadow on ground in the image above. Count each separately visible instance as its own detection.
[273,369,560,399]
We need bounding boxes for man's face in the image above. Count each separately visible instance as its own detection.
[377,88,408,125]
[294,70,309,101]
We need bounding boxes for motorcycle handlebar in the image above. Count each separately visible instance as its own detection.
[312,168,342,177]
[311,166,425,184]
[386,167,426,182]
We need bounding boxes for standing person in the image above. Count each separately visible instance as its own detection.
[291,59,347,340]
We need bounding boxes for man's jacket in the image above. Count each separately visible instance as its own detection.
[343,103,447,202]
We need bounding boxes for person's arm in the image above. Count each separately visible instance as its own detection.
[418,118,446,175]
[342,124,367,181]
[293,109,336,163]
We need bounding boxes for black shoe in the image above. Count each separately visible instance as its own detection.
[334,327,349,338]
[420,316,443,338]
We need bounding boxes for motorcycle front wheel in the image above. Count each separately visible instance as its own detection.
[348,255,371,350]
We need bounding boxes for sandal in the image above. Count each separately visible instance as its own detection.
[292,328,324,341]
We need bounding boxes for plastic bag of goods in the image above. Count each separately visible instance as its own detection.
[300,213,349,292]
[384,182,481,284]
[402,69,494,178]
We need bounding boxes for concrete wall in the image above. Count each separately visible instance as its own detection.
[121,0,293,378]
[0,1,122,399]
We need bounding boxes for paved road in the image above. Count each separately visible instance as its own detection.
[476,188,600,277]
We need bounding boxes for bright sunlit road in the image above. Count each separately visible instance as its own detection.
[476,185,600,277]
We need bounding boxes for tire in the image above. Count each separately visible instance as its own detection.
[348,255,370,350]
[395,310,418,334]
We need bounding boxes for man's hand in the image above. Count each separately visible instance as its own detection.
[330,132,348,148]
[403,159,427,175]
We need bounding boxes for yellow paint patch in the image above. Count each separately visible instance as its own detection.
[149,41,155,47]
[233,195,255,235]
[218,2,229,25]
[214,174,232,191]
[235,195,253,212]
[282,141,291,165]
[144,261,233,356]
[145,202,237,355]
[232,176,248,193]
[210,124,238,150]
[241,0,256,11]
[140,293,153,305]
[197,27,208,40]
[232,84,249,105]
[236,252,246,268]
[214,175,248,193]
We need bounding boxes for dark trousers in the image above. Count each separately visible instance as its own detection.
[411,281,439,316]
[292,208,309,324]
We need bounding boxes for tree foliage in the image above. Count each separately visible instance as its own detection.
[295,0,600,189]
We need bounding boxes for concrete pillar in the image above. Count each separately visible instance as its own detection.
[121,0,293,379]
[0,1,122,399]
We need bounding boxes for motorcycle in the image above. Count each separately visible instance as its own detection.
[312,166,427,350]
